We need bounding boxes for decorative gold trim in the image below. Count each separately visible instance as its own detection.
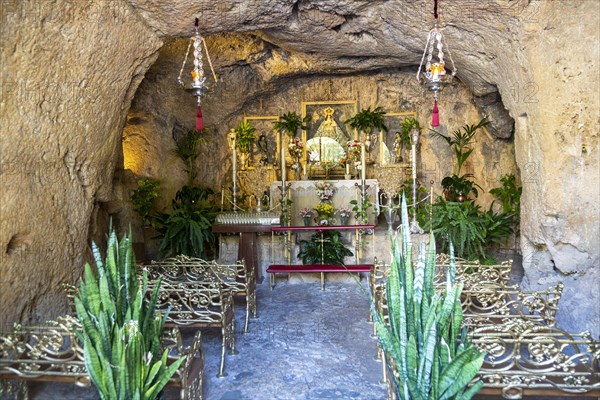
[301,100,358,168]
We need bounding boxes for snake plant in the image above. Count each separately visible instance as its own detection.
[74,227,184,400]
[373,195,484,399]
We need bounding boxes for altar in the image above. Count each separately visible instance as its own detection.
[269,179,380,226]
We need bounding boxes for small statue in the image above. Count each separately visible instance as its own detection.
[256,133,270,165]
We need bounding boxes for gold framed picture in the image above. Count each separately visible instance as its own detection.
[379,112,418,166]
[300,100,358,164]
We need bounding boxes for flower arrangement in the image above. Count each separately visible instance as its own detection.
[298,208,315,218]
[315,182,335,202]
[336,207,352,219]
[288,137,304,159]
[315,203,335,217]
[347,139,362,159]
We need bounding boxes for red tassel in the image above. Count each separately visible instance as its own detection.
[431,100,440,127]
[196,105,204,131]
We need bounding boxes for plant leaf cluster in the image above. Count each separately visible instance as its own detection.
[273,112,310,137]
[432,118,489,176]
[345,106,388,134]
[297,230,353,265]
[374,196,484,399]
[156,186,218,259]
[396,117,421,149]
[425,199,514,263]
[131,179,160,225]
[235,121,257,153]
[74,228,184,399]
[350,194,373,225]
[174,129,208,186]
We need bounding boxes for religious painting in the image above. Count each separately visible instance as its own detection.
[379,112,418,166]
[301,100,358,165]
[243,115,279,168]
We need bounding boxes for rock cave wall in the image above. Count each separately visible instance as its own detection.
[0,2,162,325]
[1,0,598,337]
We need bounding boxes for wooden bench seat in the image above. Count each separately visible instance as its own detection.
[267,264,372,290]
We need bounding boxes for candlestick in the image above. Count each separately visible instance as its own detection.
[361,143,366,182]
[232,145,237,212]
[221,187,224,211]
[280,131,286,188]
[303,164,307,176]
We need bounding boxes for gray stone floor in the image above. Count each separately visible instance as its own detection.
[26,280,387,400]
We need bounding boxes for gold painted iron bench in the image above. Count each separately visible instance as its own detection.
[146,276,236,378]
[471,323,600,399]
[148,256,257,334]
[0,315,204,400]
[266,264,373,290]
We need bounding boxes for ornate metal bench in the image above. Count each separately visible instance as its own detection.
[434,255,513,290]
[461,283,563,328]
[146,276,236,378]
[0,315,204,400]
[471,323,600,399]
[148,256,257,334]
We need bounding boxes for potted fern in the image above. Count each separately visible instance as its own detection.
[345,106,388,135]
[74,227,184,399]
[272,112,310,138]
[372,195,484,399]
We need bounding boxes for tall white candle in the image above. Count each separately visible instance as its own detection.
[303,163,307,176]
[281,132,286,188]
[361,142,366,182]
[345,163,350,175]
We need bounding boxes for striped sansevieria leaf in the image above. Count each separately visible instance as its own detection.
[75,226,184,399]
[373,194,484,399]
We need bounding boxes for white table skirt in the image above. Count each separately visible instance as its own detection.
[269,179,380,226]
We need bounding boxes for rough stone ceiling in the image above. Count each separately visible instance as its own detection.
[127,0,525,95]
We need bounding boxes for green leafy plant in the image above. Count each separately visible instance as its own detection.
[273,112,310,137]
[297,230,353,265]
[74,228,184,399]
[156,186,218,258]
[131,178,160,225]
[397,117,421,149]
[174,129,208,186]
[440,174,482,202]
[345,106,388,134]
[350,195,373,225]
[235,121,256,154]
[426,199,486,261]
[373,197,484,400]
[432,118,490,176]
[398,181,429,226]
[425,199,514,262]
[490,173,522,217]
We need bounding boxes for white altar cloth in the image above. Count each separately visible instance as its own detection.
[269,179,380,226]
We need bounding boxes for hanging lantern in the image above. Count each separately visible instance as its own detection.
[177,18,218,131]
[416,0,456,127]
